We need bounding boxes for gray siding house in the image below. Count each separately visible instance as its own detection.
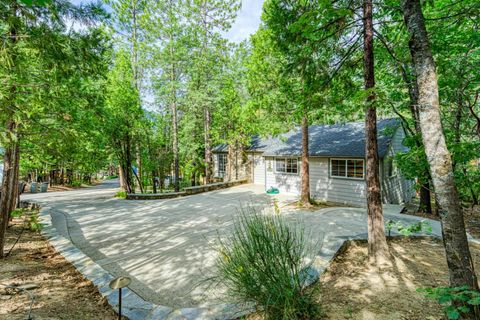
[213,118,415,207]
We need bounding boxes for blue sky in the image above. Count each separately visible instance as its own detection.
[226,0,264,43]
[72,0,264,43]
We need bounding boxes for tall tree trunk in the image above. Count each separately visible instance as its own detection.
[407,68,433,214]
[131,0,139,91]
[300,114,310,205]
[0,123,20,258]
[120,133,134,194]
[120,163,133,194]
[363,0,388,263]
[200,1,212,185]
[119,165,125,189]
[136,150,144,193]
[402,0,479,292]
[227,144,234,181]
[235,140,239,181]
[152,170,157,194]
[204,107,212,184]
[467,92,480,140]
[452,94,463,171]
[1,5,20,258]
[170,39,180,192]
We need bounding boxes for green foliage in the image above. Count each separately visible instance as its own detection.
[418,286,480,320]
[28,212,42,232]
[18,0,50,6]
[115,190,127,199]
[9,208,26,219]
[215,206,320,320]
[69,181,82,188]
[385,219,432,237]
[1,0,111,185]
[9,208,42,232]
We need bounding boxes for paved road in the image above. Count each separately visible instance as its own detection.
[22,180,442,310]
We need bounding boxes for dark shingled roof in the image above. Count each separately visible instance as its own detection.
[212,135,277,153]
[213,118,401,158]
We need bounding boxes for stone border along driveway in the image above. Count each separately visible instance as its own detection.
[27,195,478,320]
[36,204,250,320]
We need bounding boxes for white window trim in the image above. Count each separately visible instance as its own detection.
[330,158,365,180]
[274,157,299,175]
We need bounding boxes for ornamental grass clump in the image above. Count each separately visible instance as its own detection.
[215,206,320,320]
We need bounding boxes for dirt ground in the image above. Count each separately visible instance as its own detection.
[318,237,480,320]
[0,216,117,320]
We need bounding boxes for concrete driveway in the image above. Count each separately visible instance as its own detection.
[22,180,442,311]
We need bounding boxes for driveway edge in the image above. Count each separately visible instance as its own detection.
[32,203,251,320]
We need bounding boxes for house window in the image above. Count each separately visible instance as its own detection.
[385,157,396,177]
[218,154,227,177]
[275,158,298,174]
[330,159,364,179]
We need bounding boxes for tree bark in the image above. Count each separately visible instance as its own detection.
[467,92,480,140]
[452,93,463,171]
[119,165,125,189]
[300,115,310,205]
[227,144,233,181]
[0,6,20,258]
[170,39,180,192]
[136,150,144,193]
[204,107,212,184]
[0,122,20,258]
[402,0,479,292]
[406,67,433,214]
[363,0,389,263]
[119,133,134,194]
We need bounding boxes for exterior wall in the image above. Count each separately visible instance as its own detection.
[380,127,416,204]
[213,125,414,206]
[309,157,367,207]
[213,151,253,182]
[252,154,265,186]
[264,157,301,194]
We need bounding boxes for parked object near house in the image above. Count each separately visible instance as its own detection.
[40,182,49,192]
[213,118,415,207]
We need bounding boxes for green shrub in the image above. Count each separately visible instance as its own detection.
[10,208,26,218]
[28,211,42,232]
[69,180,82,187]
[418,286,480,319]
[215,206,320,320]
[385,219,432,237]
[9,208,42,232]
[115,190,126,199]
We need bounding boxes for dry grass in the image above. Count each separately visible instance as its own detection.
[0,217,116,320]
[318,237,480,320]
